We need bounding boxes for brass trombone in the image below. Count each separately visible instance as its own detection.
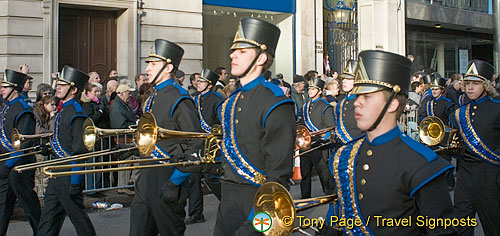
[39,112,223,177]
[83,118,136,151]
[253,182,337,236]
[294,125,335,158]
[0,129,52,160]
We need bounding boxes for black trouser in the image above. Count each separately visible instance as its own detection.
[214,181,258,236]
[38,176,95,236]
[130,167,188,236]
[454,160,500,236]
[187,172,221,218]
[300,149,334,198]
[0,168,40,236]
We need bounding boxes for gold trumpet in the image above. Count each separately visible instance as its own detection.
[254,182,337,236]
[0,129,52,160]
[83,118,136,151]
[39,112,222,177]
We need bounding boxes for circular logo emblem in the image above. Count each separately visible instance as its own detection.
[252,212,272,233]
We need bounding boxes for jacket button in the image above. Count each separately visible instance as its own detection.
[358,193,364,200]
[360,179,366,185]
[237,107,242,112]
[473,106,477,110]
[471,119,474,122]
[366,150,373,156]
[471,112,475,116]
[344,107,347,111]
[363,164,370,171]
[240,94,244,99]
[345,101,349,105]
[235,119,239,124]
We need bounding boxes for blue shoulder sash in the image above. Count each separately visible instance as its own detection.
[302,101,319,132]
[194,94,212,133]
[51,112,70,158]
[331,137,374,236]
[220,91,266,186]
[334,98,354,144]
[455,104,500,166]
[0,105,15,152]
[142,91,172,164]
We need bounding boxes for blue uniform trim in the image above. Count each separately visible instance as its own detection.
[208,90,223,98]
[70,167,84,184]
[247,207,255,221]
[14,110,34,126]
[262,99,294,128]
[472,95,488,104]
[171,96,193,118]
[367,126,399,146]
[322,104,333,115]
[170,169,192,185]
[5,151,23,167]
[261,81,285,96]
[70,115,88,126]
[18,98,30,109]
[172,83,189,95]
[436,96,452,103]
[6,96,24,106]
[62,98,83,112]
[400,133,438,162]
[241,75,265,92]
[410,165,453,197]
[155,78,175,90]
[491,98,500,104]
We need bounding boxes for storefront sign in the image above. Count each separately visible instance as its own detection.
[203,0,296,14]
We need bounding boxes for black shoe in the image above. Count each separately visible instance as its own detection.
[185,215,205,225]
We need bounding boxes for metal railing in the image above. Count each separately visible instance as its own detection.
[34,134,136,197]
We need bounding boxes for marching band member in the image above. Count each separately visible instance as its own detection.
[418,73,456,123]
[214,17,296,235]
[334,60,363,145]
[38,66,95,236]
[131,39,207,236]
[300,77,335,199]
[0,70,40,235]
[325,50,455,235]
[185,68,223,225]
[449,60,500,236]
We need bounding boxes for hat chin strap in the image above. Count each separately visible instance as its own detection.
[240,49,262,78]
[150,62,168,86]
[61,86,74,102]
[367,90,397,132]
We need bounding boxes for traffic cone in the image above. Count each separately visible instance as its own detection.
[292,151,302,180]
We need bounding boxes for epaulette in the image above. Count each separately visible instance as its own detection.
[72,101,83,113]
[172,83,189,95]
[490,97,500,104]
[440,97,453,103]
[262,99,294,128]
[171,96,193,118]
[70,114,88,126]
[18,99,30,109]
[262,81,285,97]
[209,90,223,99]
[400,132,437,162]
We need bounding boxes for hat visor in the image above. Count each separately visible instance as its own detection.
[341,74,355,79]
[198,77,210,83]
[463,76,483,81]
[0,82,14,87]
[57,79,72,86]
[230,41,258,51]
[145,56,164,63]
[308,85,323,90]
[351,84,386,95]
[430,84,443,88]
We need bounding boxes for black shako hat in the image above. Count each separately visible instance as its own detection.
[341,59,357,79]
[308,77,325,90]
[351,50,412,96]
[1,69,28,91]
[430,72,447,88]
[464,59,495,81]
[145,39,184,68]
[230,18,281,56]
[199,69,219,85]
[57,66,89,91]
[293,74,305,84]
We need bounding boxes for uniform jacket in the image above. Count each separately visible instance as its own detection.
[328,126,455,235]
[193,90,224,132]
[418,95,456,123]
[0,96,36,166]
[217,75,296,187]
[449,96,500,165]
[51,98,88,184]
[334,94,363,144]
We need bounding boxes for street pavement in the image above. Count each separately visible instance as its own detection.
[6,176,484,236]
[7,177,328,236]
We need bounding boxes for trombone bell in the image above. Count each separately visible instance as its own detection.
[11,128,52,151]
[83,118,136,151]
[254,182,337,236]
